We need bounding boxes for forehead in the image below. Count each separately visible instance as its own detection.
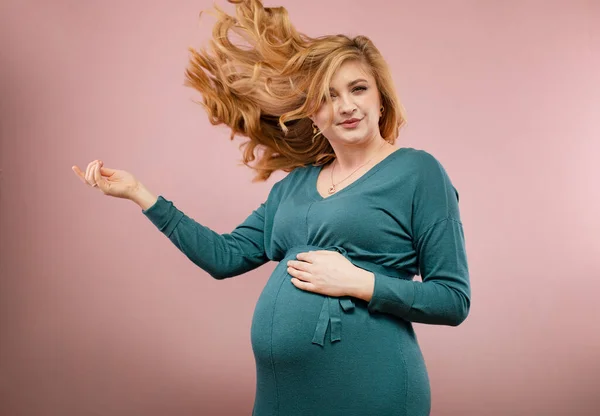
[329,60,373,87]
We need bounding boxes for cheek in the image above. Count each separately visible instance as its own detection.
[367,104,382,121]
[365,98,380,114]
[313,108,331,128]
[362,91,380,111]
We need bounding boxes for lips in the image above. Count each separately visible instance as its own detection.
[339,118,362,128]
[339,118,361,125]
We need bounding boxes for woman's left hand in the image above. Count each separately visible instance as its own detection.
[287,250,373,299]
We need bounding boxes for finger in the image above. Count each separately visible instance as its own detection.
[88,161,102,186]
[287,260,301,270]
[93,163,104,190]
[296,251,318,263]
[84,160,97,182]
[99,166,117,176]
[290,277,314,292]
[85,161,98,185]
[88,160,102,183]
[288,267,311,282]
[288,260,312,274]
[72,166,87,183]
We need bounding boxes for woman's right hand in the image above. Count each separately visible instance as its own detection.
[72,160,140,200]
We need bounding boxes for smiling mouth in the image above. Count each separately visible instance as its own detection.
[339,119,362,127]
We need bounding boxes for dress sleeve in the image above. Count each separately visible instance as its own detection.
[141,195,271,279]
[366,152,471,326]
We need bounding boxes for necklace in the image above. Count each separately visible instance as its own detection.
[328,140,388,195]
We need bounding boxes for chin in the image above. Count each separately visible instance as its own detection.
[332,136,365,145]
[337,129,375,141]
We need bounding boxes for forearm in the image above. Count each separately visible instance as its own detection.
[349,262,469,325]
[366,273,470,326]
[130,182,158,211]
[140,195,270,279]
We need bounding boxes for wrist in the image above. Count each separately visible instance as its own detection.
[130,182,158,211]
[351,269,375,302]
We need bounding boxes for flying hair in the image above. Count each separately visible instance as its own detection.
[184,0,407,181]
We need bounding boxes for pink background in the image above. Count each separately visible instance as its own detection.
[1,1,599,415]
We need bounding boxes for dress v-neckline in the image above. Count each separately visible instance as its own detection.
[310,147,408,201]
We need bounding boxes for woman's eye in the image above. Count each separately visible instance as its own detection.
[353,86,367,93]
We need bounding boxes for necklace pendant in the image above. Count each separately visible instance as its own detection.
[328,185,336,194]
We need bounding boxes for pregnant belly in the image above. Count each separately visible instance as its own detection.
[250,245,430,415]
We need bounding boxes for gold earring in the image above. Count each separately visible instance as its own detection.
[312,123,321,144]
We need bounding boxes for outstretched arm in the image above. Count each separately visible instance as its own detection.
[135,183,272,279]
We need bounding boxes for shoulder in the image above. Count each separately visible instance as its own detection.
[274,164,312,189]
[397,147,454,183]
[265,163,313,201]
[398,147,460,203]
[395,147,448,174]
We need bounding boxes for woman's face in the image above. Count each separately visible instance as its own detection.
[310,59,383,146]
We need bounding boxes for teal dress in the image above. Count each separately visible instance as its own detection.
[142,147,471,416]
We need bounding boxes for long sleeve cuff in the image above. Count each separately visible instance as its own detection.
[142,196,185,237]
[367,274,415,317]
[367,273,470,326]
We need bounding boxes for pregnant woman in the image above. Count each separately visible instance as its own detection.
[72,1,471,415]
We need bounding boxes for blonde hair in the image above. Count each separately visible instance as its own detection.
[184,0,407,182]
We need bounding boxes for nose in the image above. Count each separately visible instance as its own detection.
[337,94,356,115]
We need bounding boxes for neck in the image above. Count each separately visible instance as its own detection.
[331,138,390,172]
